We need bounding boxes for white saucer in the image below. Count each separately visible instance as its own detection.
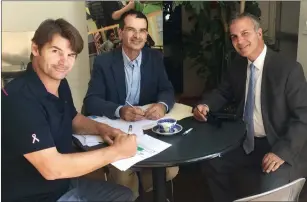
[152,124,183,136]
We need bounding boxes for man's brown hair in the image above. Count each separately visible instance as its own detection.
[30,18,84,60]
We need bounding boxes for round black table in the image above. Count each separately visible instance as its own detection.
[134,116,246,202]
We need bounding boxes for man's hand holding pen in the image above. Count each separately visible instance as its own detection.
[108,124,137,160]
[113,132,137,159]
[120,102,145,122]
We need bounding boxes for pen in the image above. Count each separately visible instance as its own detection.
[128,125,133,135]
[125,101,135,109]
[182,128,193,136]
[126,101,145,116]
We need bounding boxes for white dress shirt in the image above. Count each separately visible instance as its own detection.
[114,49,169,118]
[244,45,267,137]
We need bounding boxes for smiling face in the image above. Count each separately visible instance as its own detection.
[31,34,77,81]
[119,14,148,52]
[230,17,264,61]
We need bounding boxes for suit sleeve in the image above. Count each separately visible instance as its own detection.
[272,63,307,165]
[156,51,175,112]
[83,56,120,119]
[199,68,234,112]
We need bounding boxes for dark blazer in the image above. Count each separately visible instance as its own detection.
[201,48,307,176]
[84,47,175,119]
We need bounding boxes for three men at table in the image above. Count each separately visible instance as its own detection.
[84,10,179,199]
[194,13,307,202]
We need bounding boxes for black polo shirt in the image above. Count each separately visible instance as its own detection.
[2,63,78,202]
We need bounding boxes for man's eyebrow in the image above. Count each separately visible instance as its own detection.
[50,46,76,55]
[125,26,147,30]
[241,29,249,32]
[50,46,63,51]
[230,29,250,36]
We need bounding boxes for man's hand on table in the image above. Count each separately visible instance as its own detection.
[193,104,209,122]
[97,123,126,145]
[120,106,145,122]
[145,103,166,120]
[262,152,285,173]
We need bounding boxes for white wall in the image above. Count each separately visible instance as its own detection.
[258,1,270,32]
[2,1,90,111]
[258,1,277,44]
[297,1,307,76]
[280,1,301,34]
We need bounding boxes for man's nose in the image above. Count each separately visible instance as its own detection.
[237,35,245,44]
[59,55,66,65]
[133,31,140,39]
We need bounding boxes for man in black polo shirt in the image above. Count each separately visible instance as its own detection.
[2,18,136,202]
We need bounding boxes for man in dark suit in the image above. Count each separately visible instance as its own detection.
[84,14,174,122]
[84,10,178,200]
[194,13,307,202]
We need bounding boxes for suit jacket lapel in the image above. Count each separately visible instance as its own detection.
[139,48,149,104]
[236,57,248,118]
[261,48,274,135]
[111,48,126,104]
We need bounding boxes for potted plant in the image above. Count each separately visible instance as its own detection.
[173,1,261,90]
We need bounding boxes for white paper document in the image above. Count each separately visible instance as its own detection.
[73,116,158,147]
[89,116,157,135]
[73,115,170,171]
[111,134,171,171]
[73,134,103,147]
[72,133,171,171]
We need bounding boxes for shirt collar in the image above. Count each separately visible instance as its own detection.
[122,48,142,67]
[26,62,65,99]
[248,44,267,70]
[25,62,50,98]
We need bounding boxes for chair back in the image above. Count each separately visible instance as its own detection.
[234,178,306,201]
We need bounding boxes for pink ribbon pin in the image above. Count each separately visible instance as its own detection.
[32,134,40,144]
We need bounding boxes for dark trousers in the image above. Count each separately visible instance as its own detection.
[203,137,294,202]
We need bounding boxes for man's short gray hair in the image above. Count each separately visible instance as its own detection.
[229,12,261,31]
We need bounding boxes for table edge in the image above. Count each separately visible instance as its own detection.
[133,136,244,168]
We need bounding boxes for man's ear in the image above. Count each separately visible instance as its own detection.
[31,43,40,57]
[258,28,263,37]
